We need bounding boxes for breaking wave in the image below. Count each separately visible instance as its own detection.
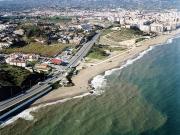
[90,35,177,94]
[0,93,90,128]
[0,33,178,128]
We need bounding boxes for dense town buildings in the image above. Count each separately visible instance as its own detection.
[0,8,179,71]
[5,53,39,67]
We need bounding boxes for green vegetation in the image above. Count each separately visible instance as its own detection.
[87,44,126,60]
[135,37,146,43]
[40,16,72,23]
[24,25,43,38]
[0,64,45,101]
[87,44,109,60]
[0,64,31,87]
[27,61,38,68]
[1,43,74,57]
[88,51,107,60]
[102,28,144,42]
[101,28,114,36]
[51,81,61,89]
[108,47,126,52]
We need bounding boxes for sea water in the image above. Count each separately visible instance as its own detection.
[1,36,180,135]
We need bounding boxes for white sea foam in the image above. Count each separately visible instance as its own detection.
[165,34,180,45]
[120,47,154,69]
[104,68,120,76]
[0,93,90,128]
[90,45,155,93]
[91,34,180,92]
[1,34,179,128]
[0,106,40,128]
[172,34,180,40]
[166,38,173,44]
[91,75,106,89]
[91,75,107,95]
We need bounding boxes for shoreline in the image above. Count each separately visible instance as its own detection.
[32,29,180,106]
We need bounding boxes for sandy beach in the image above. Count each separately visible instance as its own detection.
[33,29,180,105]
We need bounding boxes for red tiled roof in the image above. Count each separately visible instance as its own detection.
[51,59,62,65]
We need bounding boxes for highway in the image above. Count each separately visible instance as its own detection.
[0,32,101,120]
[67,32,100,68]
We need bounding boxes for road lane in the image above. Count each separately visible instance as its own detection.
[0,32,101,116]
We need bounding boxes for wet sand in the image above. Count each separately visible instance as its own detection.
[33,29,180,105]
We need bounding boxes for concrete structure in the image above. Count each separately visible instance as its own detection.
[5,53,39,68]
[9,60,27,67]
[150,23,164,33]
[51,58,63,65]
[0,33,101,122]
[35,64,51,73]
[0,42,11,50]
[0,24,7,31]
[14,29,24,36]
[139,24,151,33]
[111,27,121,31]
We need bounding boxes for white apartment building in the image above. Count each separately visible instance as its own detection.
[139,24,151,33]
[0,24,7,31]
[150,23,164,33]
[5,53,39,68]
[0,42,11,50]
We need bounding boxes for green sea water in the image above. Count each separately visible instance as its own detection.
[1,36,180,135]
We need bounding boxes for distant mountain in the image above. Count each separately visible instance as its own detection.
[0,0,179,11]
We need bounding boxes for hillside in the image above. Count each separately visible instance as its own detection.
[0,64,45,101]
